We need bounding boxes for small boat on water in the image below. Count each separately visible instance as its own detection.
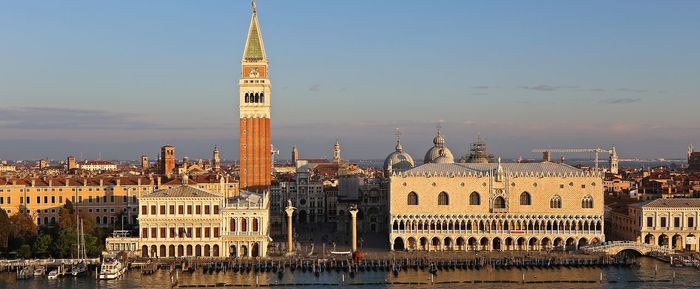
[98,257,127,280]
[72,261,88,277]
[48,265,64,280]
[33,266,46,276]
[47,270,60,279]
[17,266,33,280]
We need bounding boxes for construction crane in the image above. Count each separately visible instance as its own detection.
[531,146,617,171]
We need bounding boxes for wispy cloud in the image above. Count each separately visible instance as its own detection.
[471,86,491,89]
[308,84,320,92]
[599,98,642,104]
[517,84,578,91]
[616,88,648,93]
[0,107,227,130]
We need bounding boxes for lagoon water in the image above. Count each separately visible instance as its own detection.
[0,257,695,289]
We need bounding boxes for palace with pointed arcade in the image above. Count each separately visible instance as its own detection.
[386,129,605,252]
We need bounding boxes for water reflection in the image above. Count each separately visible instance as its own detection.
[0,257,695,289]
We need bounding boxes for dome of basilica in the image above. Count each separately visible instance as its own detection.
[424,129,454,164]
[384,140,415,175]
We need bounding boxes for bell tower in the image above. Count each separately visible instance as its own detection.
[239,0,271,192]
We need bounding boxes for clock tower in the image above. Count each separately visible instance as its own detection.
[239,0,271,192]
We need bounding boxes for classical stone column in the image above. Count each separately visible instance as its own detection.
[349,206,359,253]
[285,201,295,255]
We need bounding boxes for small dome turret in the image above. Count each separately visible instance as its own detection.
[424,127,454,164]
[384,129,415,176]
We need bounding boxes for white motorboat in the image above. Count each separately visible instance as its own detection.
[98,257,126,280]
[47,269,60,279]
[33,266,46,276]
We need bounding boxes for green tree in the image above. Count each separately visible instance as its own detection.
[9,212,37,251]
[33,234,53,258]
[58,203,97,235]
[17,244,31,259]
[0,209,10,252]
[84,234,102,257]
[53,228,77,258]
[58,203,76,230]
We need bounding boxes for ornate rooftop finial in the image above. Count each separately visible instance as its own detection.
[395,128,403,152]
[433,123,445,146]
[252,0,257,13]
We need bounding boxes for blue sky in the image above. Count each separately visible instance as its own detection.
[1,0,699,161]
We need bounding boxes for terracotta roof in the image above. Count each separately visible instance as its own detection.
[644,198,700,208]
[398,162,590,177]
[0,173,236,187]
[144,185,220,198]
[82,160,116,165]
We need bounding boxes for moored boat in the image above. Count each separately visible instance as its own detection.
[33,266,46,276]
[17,266,33,280]
[71,261,88,276]
[98,257,127,280]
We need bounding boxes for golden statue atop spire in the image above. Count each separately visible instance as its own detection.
[252,0,257,13]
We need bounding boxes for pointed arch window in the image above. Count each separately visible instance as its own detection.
[407,192,418,206]
[438,192,449,206]
[494,196,506,209]
[469,192,480,205]
[581,195,594,208]
[520,191,531,205]
[550,195,562,209]
[245,93,250,103]
[260,93,264,103]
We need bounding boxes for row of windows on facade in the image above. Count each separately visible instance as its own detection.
[646,216,696,228]
[141,219,260,239]
[4,195,139,205]
[0,185,232,194]
[18,205,134,218]
[406,191,595,209]
[244,92,265,103]
[37,215,125,226]
[0,195,141,206]
[141,226,221,239]
[0,186,152,193]
[141,204,220,216]
[392,218,603,232]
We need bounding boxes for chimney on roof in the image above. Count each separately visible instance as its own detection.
[99,178,104,187]
[48,179,52,187]
[31,178,35,187]
[157,176,161,187]
[116,178,121,187]
[182,174,189,186]
[543,151,551,162]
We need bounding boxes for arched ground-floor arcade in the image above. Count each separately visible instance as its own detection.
[390,234,603,252]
